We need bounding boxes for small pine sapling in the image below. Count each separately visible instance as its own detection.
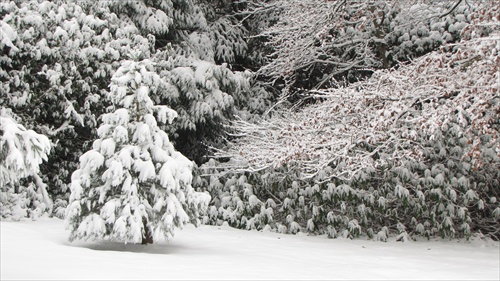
[65,57,210,244]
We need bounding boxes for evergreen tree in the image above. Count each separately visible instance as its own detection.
[0,108,52,220]
[65,58,210,244]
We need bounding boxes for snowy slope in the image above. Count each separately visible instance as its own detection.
[1,217,498,280]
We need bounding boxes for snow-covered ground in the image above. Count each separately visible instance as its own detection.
[1,217,498,280]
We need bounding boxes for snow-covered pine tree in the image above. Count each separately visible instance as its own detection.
[0,108,52,220]
[65,57,210,244]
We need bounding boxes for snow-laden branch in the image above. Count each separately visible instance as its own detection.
[217,21,499,182]
[0,109,51,187]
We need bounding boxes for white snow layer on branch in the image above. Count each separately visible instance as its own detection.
[0,109,51,186]
[0,20,19,53]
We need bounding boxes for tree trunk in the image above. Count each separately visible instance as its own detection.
[141,217,153,244]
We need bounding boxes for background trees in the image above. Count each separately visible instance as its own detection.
[197,0,500,240]
[245,0,473,103]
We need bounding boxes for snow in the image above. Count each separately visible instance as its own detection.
[78,150,104,173]
[1,217,498,280]
[132,123,152,144]
[0,21,19,53]
[133,159,156,182]
[102,159,124,186]
[154,105,178,124]
[159,161,177,190]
